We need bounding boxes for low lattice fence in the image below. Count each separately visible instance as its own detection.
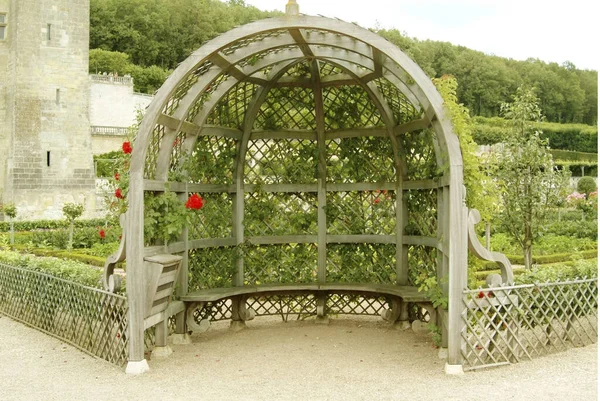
[189,293,431,324]
[0,263,129,366]
[461,278,598,371]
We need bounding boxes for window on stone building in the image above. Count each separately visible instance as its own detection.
[0,13,7,40]
[47,23,52,41]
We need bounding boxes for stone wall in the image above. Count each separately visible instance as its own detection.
[89,75,153,155]
[2,0,97,220]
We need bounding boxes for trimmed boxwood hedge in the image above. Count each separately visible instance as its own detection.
[473,116,598,153]
[0,218,113,232]
[481,249,597,270]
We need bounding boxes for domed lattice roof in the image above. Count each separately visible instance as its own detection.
[120,11,469,373]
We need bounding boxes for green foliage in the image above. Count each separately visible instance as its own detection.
[515,258,598,284]
[62,203,85,222]
[577,177,597,196]
[0,203,17,219]
[0,250,104,288]
[433,75,498,221]
[490,233,597,256]
[0,218,111,232]
[144,191,197,244]
[494,86,570,269]
[94,150,122,177]
[473,116,598,153]
[90,0,281,70]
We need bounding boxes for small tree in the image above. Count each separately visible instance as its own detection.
[495,86,569,269]
[1,203,17,245]
[63,202,84,250]
[577,176,597,198]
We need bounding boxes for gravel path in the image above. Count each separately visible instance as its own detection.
[0,314,596,401]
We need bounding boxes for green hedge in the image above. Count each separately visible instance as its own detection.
[550,149,598,164]
[0,218,114,232]
[0,250,104,288]
[482,249,597,270]
[473,117,598,153]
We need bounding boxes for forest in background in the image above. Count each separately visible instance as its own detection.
[89,0,598,125]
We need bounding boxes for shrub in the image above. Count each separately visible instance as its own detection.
[577,176,598,196]
[515,258,598,284]
[0,250,103,288]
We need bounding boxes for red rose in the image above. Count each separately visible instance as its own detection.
[122,141,132,154]
[114,172,120,181]
[487,291,494,298]
[477,291,485,299]
[99,229,106,239]
[185,193,204,210]
[115,188,124,199]
[373,198,381,205]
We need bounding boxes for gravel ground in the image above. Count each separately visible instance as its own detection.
[0,314,596,401]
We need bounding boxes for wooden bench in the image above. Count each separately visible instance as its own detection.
[180,283,435,332]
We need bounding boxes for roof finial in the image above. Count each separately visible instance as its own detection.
[286,0,300,16]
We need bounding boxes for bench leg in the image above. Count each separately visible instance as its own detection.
[315,293,329,324]
[395,300,411,330]
[171,309,192,345]
[230,296,248,332]
[152,318,173,358]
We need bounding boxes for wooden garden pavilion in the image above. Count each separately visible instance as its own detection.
[109,2,497,375]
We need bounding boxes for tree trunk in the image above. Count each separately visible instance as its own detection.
[68,221,74,250]
[523,243,533,270]
[485,222,491,251]
[9,220,14,245]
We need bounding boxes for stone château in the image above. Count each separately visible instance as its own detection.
[0,0,150,219]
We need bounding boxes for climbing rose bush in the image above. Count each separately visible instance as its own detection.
[185,194,204,210]
[122,141,132,154]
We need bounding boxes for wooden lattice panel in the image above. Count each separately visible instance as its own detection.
[191,299,233,322]
[374,77,422,125]
[461,279,598,371]
[399,129,438,180]
[244,244,318,285]
[253,87,316,130]
[245,138,318,184]
[168,131,187,176]
[326,293,391,316]
[407,245,437,286]
[184,72,231,123]
[188,247,235,291]
[237,44,299,68]
[326,137,396,183]
[405,189,437,237]
[221,29,290,56]
[283,60,312,77]
[326,191,396,235]
[205,81,258,129]
[188,193,233,240]
[0,263,129,366]
[319,60,345,76]
[245,192,318,236]
[163,60,214,116]
[247,294,318,320]
[322,85,383,130]
[144,124,166,179]
[326,244,396,284]
[186,136,237,185]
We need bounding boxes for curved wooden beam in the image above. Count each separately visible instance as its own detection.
[467,209,514,285]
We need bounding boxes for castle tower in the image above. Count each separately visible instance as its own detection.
[0,0,96,220]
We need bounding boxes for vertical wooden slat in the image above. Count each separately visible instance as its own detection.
[312,60,327,284]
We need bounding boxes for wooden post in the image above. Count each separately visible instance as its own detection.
[312,59,328,321]
[125,170,149,374]
[445,182,468,374]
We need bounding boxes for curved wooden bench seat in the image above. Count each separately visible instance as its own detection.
[180,283,435,333]
[181,283,429,303]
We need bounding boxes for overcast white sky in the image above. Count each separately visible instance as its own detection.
[241,0,598,70]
